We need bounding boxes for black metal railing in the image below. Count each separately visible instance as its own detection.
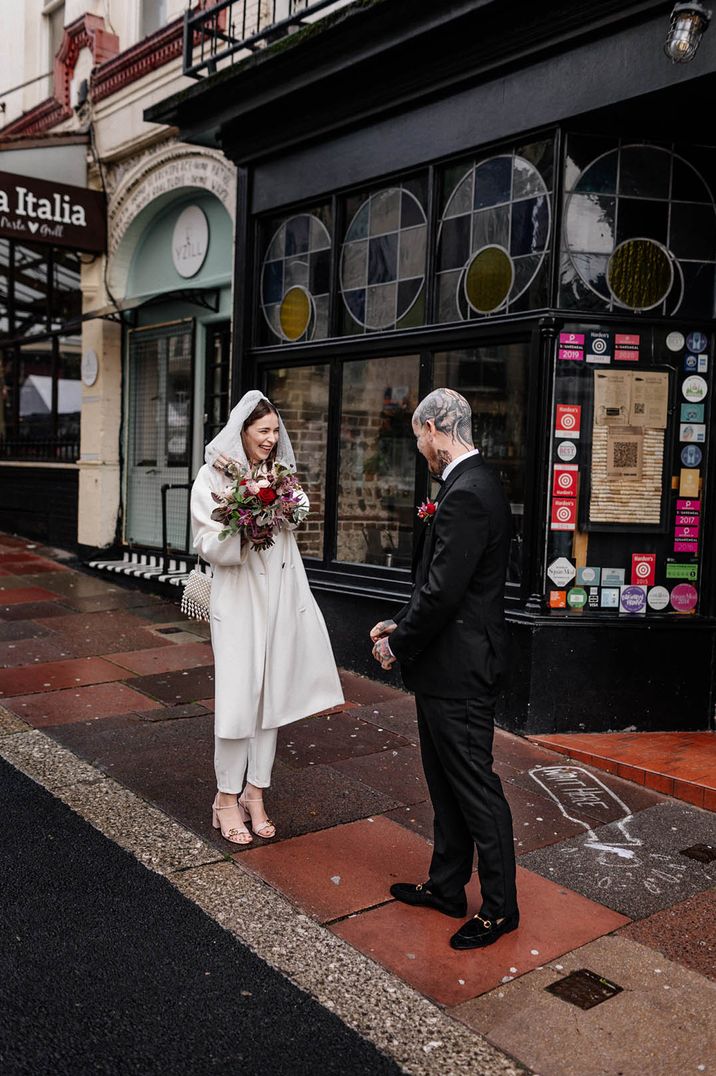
[183,0,341,79]
[0,438,79,463]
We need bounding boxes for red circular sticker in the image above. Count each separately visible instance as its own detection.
[670,583,698,612]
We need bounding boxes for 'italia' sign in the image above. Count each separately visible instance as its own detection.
[0,171,106,253]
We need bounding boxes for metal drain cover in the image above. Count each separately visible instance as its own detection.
[155,627,183,635]
[680,844,716,863]
[545,969,622,1010]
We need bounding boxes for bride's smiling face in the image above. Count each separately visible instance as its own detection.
[242,413,280,464]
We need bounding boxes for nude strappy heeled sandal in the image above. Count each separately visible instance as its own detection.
[211,794,252,845]
[238,793,276,839]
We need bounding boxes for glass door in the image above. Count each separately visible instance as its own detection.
[125,321,194,550]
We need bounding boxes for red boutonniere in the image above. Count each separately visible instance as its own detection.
[417,499,437,523]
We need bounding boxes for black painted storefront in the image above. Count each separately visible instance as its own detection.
[147,0,716,733]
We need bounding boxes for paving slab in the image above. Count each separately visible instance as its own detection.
[0,587,64,606]
[0,620,55,642]
[504,780,589,854]
[104,641,214,676]
[382,800,436,841]
[276,711,412,769]
[508,757,666,824]
[4,681,163,727]
[330,744,430,806]
[332,866,629,1007]
[338,669,408,706]
[519,801,716,920]
[238,816,435,922]
[13,571,126,597]
[127,665,216,704]
[0,600,72,621]
[38,610,175,657]
[453,933,716,1076]
[618,886,716,981]
[0,559,68,573]
[0,637,70,667]
[349,698,420,743]
[0,656,130,697]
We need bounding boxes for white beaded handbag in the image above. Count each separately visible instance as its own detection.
[180,560,212,622]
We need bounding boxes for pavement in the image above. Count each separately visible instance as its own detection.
[0,533,715,1076]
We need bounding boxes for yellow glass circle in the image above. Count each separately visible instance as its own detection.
[464,246,514,314]
[279,286,312,340]
[607,238,673,311]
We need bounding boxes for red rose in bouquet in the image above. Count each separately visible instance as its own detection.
[210,461,309,550]
[258,487,278,506]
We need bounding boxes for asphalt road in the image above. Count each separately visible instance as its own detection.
[0,758,401,1076]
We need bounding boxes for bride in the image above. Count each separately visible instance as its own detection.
[190,390,344,845]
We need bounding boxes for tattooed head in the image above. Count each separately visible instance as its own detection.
[413,389,474,449]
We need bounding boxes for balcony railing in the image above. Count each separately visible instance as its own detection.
[183,0,343,79]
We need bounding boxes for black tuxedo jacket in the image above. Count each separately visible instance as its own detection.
[389,453,512,697]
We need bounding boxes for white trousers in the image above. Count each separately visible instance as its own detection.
[214,727,278,793]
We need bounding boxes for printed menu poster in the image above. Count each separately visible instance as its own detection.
[629,372,669,429]
[594,370,631,426]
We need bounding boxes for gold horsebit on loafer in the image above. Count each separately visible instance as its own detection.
[473,914,492,928]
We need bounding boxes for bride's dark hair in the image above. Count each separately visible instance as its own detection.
[242,398,280,463]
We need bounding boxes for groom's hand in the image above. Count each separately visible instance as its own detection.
[372,635,396,670]
[369,619,397,643]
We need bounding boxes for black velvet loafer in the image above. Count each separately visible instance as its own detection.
[449,911,520,950]
[390,882,467,919]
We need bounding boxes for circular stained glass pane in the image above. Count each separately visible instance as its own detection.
[438,154,550,320]
[340,188,427,330]
[464,245,514,314]
[279,286,313,341]
[606,238,674,311]
[261,213,331,342]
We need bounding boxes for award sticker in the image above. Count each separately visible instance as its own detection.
[620,585,647,615]
[558,332,585,361]
[670,583,698,612]
[686,331,708,353]
[681,403,704,422]
[549,590,567,609]
[602,567,625,586]
[586,331,612,364]
[698,354,709,373]
[647,586,670,611]
[682,375,708,402]
[666,562,698,581]
[576,566,601,586]
[614,333,640,361]
[666,331,685,352]
[680,423,706,443]
[551,498,577,531]
[681,445,703,468]
[567,587,587,609]
[601,588,620,608]
[684,354,699,373]
[631,553,655,586]
[553,465,578,497]
[555,404,581,439]
[547,557,576,587]
[556,440,578,462]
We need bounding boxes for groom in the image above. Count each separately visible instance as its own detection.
[370,388,518,950]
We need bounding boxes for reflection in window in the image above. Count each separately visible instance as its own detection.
[14,245,49,337]
[0,240,9,337]
[436,140,554,323]
[51,250,82,331]
[560,137,716,318]
[57,336,81,457]
[17,342,55,453]
[337,356,419,567]
[265,365,329,559]
[433,344,528,584]
[166,332,192,466]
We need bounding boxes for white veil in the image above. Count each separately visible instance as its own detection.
[204,389,296,470]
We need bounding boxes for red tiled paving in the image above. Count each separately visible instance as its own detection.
[0,637,69,668]
[332,864,630,1007]
[530,732,716,810]
[618,887,716,981]
[3,681,163,727]
[238,816,432,922]
[0,656,130,697]
[338,669,407,706]
[0,587,63,605]
[33,610,175,657]
[0,560,68,573]
[104,642,214,676]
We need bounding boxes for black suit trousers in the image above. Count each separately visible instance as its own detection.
[415,691,518,920]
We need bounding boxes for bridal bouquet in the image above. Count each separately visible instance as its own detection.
[211,461,309,551]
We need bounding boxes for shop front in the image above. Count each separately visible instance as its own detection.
[147,0,716,732]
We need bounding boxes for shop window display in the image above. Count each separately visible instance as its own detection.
[336,356,419,567]
[560,137,716,319]
[264,365,330,559]
[546,323,708,615]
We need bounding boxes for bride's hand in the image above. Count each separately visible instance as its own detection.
[213,453,233,473]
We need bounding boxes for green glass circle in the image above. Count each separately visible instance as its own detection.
[464,246,514,314]
[607,238,673,311]
[279,286,312,340]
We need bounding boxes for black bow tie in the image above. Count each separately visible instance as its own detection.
[434,475,444,485]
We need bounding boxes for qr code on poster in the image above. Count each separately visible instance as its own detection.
[633,402,645,414]
[613,441,639,468]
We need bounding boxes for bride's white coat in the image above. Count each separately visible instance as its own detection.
[190,463,344,738]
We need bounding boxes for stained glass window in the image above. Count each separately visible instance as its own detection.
[258,205,332,345]
[435,139,554,322]
[560,137,716,318]
[339,178,428,334]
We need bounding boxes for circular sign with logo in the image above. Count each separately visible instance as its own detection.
[81,348,98,387]
[547,557,576,587]
[647,586,670,611]
[580,567,598,584]
[686,331,708,354]
[556,441,577,462]
[172,205,209,279]
[567,587,587,609]
[621,585,647,614]
[681,444,703,468]
[670,583,698,612]
[682,375,708,402]
[666,331,685,352]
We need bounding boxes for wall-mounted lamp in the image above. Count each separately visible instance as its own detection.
[664,2,712,62]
